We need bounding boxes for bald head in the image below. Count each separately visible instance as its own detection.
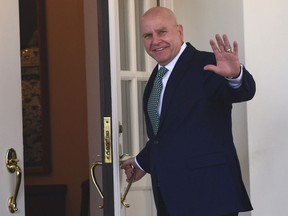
[140,7,184,66]
[141,7,179,26]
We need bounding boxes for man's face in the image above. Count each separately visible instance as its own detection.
[141,13,183,66]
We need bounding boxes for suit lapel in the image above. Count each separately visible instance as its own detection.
[144,43,197,136]
[158,44,197,132]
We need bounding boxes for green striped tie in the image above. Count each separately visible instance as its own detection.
[148,67,168,135]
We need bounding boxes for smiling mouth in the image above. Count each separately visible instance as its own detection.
[154,47,165,52]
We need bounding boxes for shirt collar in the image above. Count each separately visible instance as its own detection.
[158,42,187,72]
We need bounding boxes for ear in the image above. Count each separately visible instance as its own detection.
[177,24,184,39]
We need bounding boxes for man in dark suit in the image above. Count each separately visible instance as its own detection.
[121,6,255,216]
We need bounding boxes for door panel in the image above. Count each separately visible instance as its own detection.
[116,0,157,215]
[88,0,158,216]
[0,0,25,215]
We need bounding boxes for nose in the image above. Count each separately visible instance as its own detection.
[151,34,161,45]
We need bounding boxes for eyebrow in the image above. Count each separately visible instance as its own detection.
[142,27,168,37]
[156,27,168,32]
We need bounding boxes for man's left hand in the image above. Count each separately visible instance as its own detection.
[204,34,241,78]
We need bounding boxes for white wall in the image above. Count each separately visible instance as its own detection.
[244,1,288,215]
[173,1,250,216]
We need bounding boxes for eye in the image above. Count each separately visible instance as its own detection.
[143,33,152,39]
[158,30,167,36]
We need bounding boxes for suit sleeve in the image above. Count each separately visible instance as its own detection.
[204,61,256,104]
[135,140,152,173]
[226,66,256,103]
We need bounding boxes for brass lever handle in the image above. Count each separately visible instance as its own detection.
[119,154,136,208]
[90,161,104,209]
[120,166,136,208]
[90,155,136,209]
[6,148,22,213]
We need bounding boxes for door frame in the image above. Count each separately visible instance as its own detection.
[97,0,116,215]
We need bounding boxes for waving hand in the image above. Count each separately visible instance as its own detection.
[204,34,241,78]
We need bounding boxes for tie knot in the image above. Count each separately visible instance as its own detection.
[157,67,168,79]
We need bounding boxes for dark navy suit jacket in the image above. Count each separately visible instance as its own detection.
[136,43,255,215]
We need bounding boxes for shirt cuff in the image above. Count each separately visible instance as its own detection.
[226,64,243,89]
[134,157,145,172]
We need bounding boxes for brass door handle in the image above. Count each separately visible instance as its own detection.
[90,161,104,209]
[90,156,136,209]
[120,165,136,208]
[119,154,136,208]
[6,148,22,213]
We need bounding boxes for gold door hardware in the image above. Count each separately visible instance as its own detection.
[6,148,22,213]
[90,155,136,209]
[119,154,136,208]
[90,161,104,209]
[104,117,112,163]
[120,165,135,208]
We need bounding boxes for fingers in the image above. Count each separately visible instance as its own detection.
[212,34,237,53]
[205,34,240,77]
[127,168,146,183]
[209,39,220,54]
[124,166,135,181]
[120,157,135,169]
[222,34,232,52]
[233,40,238,55]
[215,34,226,52]
[203,64,218,73]
[120,157,137,182]
[120,157,146,182]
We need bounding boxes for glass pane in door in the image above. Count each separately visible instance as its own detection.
[117,1,157,216]
[138,80,148,150]
[121,80,132,155]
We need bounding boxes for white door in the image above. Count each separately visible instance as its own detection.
[0,0,25,216]
[108,1,157,215]
[88,1,171,215]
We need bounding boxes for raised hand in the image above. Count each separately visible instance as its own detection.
[204,34,241,78]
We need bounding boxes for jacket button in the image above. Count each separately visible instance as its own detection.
[154,140,159,144]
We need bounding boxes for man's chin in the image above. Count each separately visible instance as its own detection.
[153,56,169,65]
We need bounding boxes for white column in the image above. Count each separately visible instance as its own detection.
[244,1,288,216]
